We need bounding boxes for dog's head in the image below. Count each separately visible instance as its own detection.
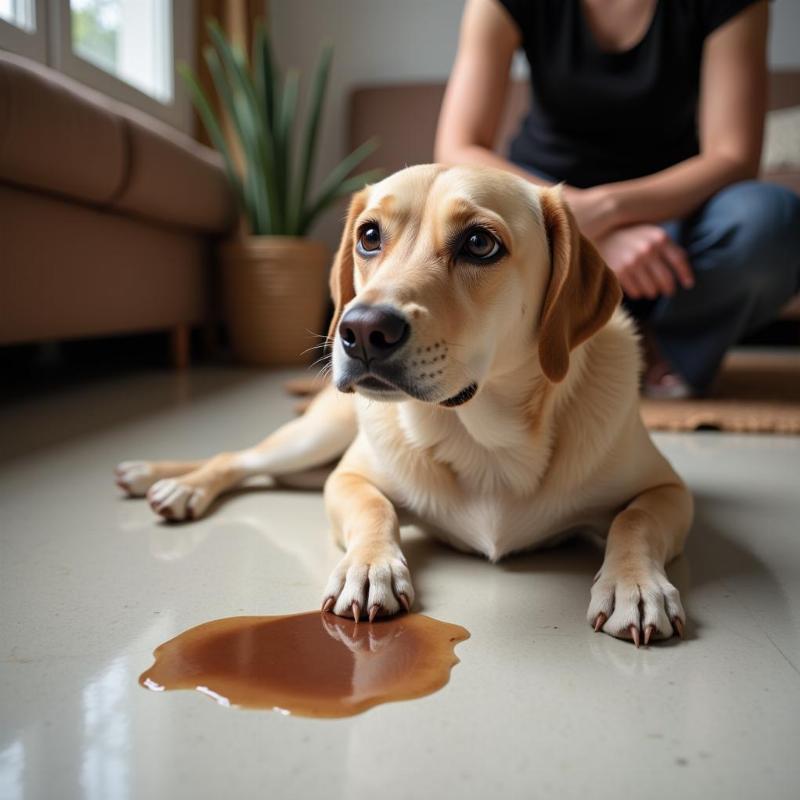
[329,164,620,405]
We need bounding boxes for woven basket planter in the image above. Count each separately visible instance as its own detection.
[220,237,330,366]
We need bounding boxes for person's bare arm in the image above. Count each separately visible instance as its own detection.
[435,0,552,183]
[592,1,769,233]
[438,0,767,253]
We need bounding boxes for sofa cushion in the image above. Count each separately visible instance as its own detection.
[0,51,127,204]
[0,51,235,234]
[113,104,235,233]
[762,105,800,173]
[0,183,209,344]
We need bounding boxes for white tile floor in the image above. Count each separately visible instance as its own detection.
[1,367,799,800]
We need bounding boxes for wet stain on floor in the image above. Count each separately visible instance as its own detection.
[139,611,469,717]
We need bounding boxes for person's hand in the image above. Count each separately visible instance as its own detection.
[594,224,694,300]
[562,185,620,240]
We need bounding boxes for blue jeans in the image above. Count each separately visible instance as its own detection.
[626,181,800,392]
[517,163,800,392]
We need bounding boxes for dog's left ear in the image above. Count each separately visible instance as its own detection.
[537,187,621,383]
[327,189,369,343]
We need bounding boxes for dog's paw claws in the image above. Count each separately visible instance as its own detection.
[593,612,607,632]
[147,479,209,522]
[644,624,655,646]
[323,547,415,621]
[588,566,686,646]
[114,461,155,496]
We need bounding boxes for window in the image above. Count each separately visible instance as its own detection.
[0,0,36,31]
[0,0,46,60]
[57,0,192,130]
[70,0,173,103]
[0,0,193,132]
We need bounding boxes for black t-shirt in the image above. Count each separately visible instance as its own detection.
[497,0,762,187]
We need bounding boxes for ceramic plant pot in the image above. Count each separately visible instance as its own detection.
[220,236,330,366]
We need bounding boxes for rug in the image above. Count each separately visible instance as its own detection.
[641,350,800,434]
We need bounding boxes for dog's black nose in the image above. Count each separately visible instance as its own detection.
[339,304,410,362]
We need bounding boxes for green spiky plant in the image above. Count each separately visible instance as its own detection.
[179,20,380,237]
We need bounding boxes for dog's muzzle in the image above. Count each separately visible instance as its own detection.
[335,303,477,407]
[339,304,410,364]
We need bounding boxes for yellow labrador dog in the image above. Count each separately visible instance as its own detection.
[116,164,692,646]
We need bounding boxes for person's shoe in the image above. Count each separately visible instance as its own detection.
[643,363,692,400]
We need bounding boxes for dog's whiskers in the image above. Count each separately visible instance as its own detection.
[312,357,333,383]
[299,329,335,357]
[300,339,334,358]
[305,329,333,342]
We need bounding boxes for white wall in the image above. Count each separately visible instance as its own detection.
[770,0,800,67]
[270,0,467,245]
[271,0,800,246]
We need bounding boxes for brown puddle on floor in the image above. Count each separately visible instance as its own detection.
[139,612,469,717]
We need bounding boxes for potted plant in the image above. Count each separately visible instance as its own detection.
[180,22,380,365]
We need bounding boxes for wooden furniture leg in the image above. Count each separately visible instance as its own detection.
[170,324,190,369]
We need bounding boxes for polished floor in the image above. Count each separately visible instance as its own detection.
[1,366,799,800]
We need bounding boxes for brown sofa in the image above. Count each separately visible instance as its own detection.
[0,51,236,364]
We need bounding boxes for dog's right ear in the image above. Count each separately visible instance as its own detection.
[327,190,368,343]
[536,186,621,383]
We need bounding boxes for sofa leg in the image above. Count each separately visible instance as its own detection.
[200,322,223,359]
[170,324,190,369]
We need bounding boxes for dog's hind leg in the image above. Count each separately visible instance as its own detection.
[140,385,356,522]
[115,460,206,496]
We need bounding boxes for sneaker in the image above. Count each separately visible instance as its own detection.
[643,363,692,400]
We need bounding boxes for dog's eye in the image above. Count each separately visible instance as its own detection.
[461,227,501,262]
[357,225,382,255]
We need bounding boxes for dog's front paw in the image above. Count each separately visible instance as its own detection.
[115,461,156,496]
[321,544,414,622]
[587,563,685,646]
[146,478,210,522]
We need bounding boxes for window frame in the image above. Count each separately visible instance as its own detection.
[0,0,195,134]
[51,0,195,132]
[0,0,47,61]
